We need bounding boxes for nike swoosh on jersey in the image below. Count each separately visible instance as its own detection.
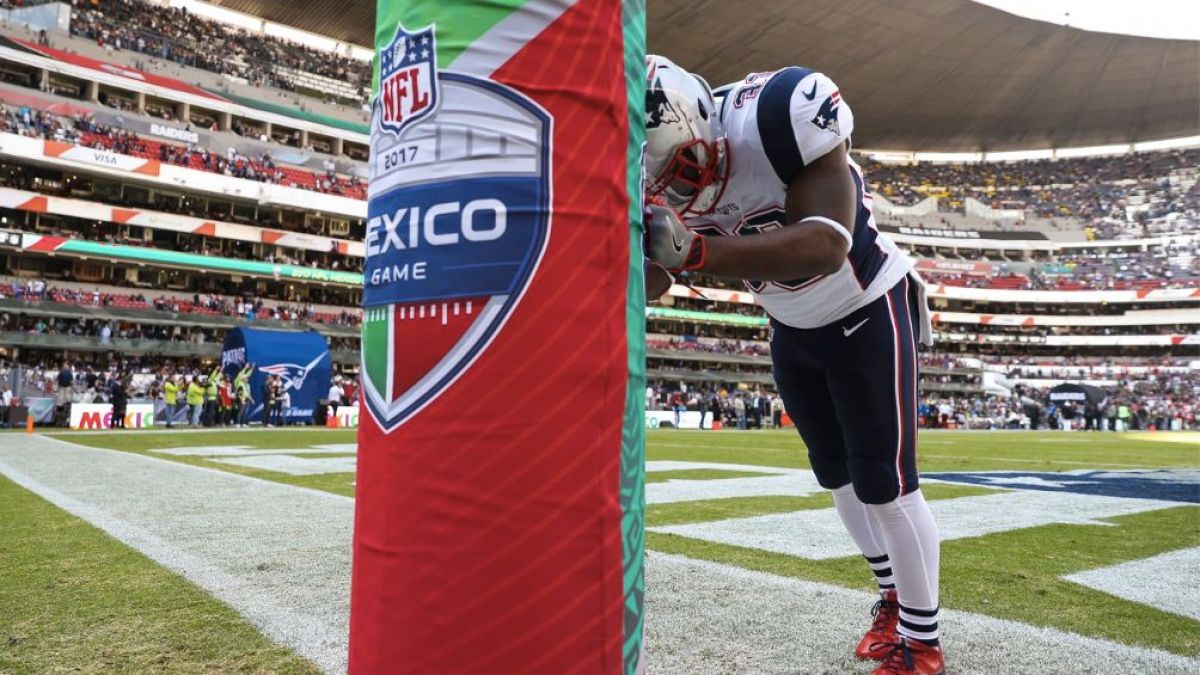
[802,81,818,101]
[842,317,869,337]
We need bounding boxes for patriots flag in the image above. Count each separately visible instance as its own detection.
[221,327,331,423]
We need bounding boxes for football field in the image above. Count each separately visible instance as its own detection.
[0,429,1196,673]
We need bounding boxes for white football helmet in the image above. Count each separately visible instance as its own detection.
[645,54,729,217]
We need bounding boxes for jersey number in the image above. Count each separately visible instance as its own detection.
[736,209,822,291]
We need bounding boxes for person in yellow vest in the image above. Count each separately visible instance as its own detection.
[186,377,205,427]
[163,375,180,429]
[204,367,220,427]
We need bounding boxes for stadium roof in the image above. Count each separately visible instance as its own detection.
[212,0,1199,151]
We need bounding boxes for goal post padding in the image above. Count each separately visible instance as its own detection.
[351,1,646,673]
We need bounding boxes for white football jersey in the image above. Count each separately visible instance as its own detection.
[687,67,914,329]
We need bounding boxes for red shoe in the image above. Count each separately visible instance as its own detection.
[870,638,946,675]
[855,590,899,660]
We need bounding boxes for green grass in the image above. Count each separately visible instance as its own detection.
[0,475,319,674]
[24,427,1200,660]
[646,468,775,483]
[647,429,1200,471]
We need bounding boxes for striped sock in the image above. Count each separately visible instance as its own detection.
[864,553,895,593]
[898,603,940,646]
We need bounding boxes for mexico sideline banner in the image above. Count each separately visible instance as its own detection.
[351,0,646,673]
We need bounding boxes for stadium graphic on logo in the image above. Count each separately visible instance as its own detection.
[363,67,553,432]
[378,23,439,138]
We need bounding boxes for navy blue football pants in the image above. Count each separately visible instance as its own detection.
[770,275,921,504]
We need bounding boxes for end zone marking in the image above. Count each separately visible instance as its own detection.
[1064,547,1200,621]
[651,490,1180,560]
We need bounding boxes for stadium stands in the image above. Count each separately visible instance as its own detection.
[68,0,371,104]
[643,149,1198,428]
[864,150,1200,223]
[0,3,1193,431]
[0,104,367,199]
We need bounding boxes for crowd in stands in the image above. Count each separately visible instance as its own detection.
[0,104,367,199]
[0,357,359,428]
[678,237,1198,293]
[68,0,370,103]
[645,365,1197,432]
[1,279,363,327]
[0,160,366,243]
[647,335,770,357]
[919,369,1198,431]
[646,381,786,430]
[933,322,1195,337]
[863,149,1200,223]
[1,311,219,343]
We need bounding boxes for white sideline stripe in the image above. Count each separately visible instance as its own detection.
[646,552,1200,674]
[651,490,1180,559]
[0,435,352,674]
[1064,547,1200,621]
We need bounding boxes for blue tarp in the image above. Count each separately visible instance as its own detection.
[221,327,331,424]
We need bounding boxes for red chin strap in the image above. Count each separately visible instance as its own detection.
[649,137,729,216]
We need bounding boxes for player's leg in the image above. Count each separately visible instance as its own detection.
[825,277,943,673]
[771,322,895,592]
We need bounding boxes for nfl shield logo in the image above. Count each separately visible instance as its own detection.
[363,73,553,432]
[378,23,439,138]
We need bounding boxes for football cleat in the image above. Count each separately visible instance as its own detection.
[855,590,900,660]
[870,638,946,675]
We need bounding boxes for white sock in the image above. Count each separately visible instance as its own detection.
[831,484,894,594]
[866,488,940,644]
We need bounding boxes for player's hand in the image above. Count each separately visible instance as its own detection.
[645,204,705,273]
[644,259,674,301]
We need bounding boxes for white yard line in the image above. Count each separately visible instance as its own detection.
[652,490,1180,560]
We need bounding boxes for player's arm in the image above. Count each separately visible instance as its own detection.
[646,68,857,280]
[709,149,857,279]
[645,146,854,280]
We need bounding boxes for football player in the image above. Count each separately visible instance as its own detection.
[643,55,944,675]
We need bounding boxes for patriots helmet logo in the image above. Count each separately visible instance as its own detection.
[811,90,841,135]
[378,23,438,138]
[258,350,330,394]
[646,78,682,129]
